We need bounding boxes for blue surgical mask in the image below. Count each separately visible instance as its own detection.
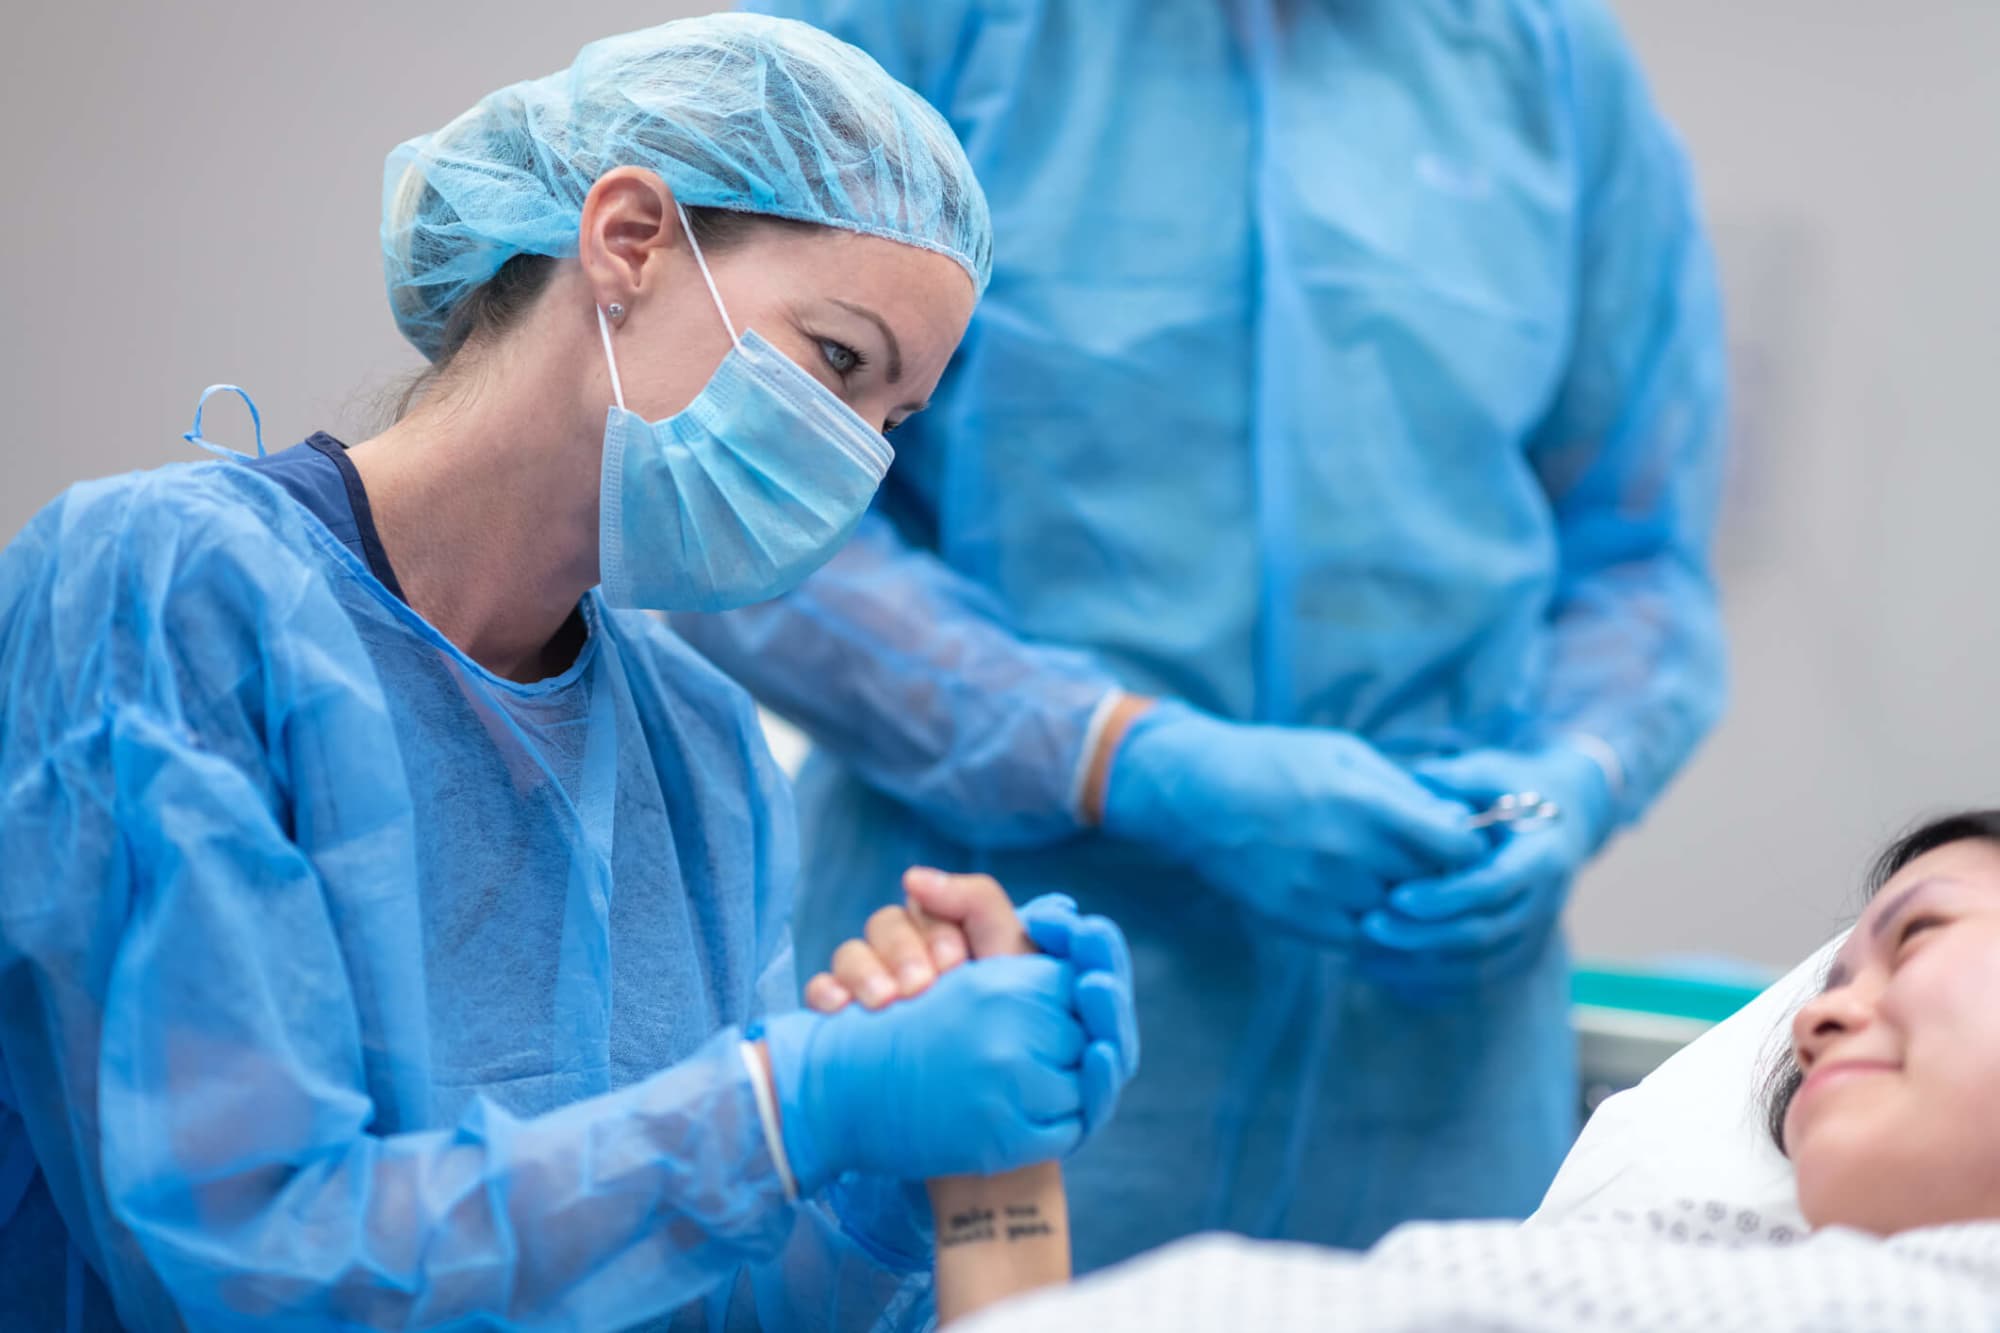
[595,205,893,612]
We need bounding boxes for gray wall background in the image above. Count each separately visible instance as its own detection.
[3,3,1994,970]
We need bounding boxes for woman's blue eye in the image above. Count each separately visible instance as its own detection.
[819,339,862,375]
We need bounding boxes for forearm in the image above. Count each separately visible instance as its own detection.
[928,1164,1071,1325]
[119,1030,795,1329]
[1535,553,1726,822]
[674,517,1123,849]
[1527,0,1727,827]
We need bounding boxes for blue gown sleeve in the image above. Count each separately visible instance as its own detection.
[733,896,935,1331]
[675,513,1122,851]
[1525,0,1731,824]
[0,478,926,1331]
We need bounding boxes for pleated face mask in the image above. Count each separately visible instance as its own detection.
[595,204,893,612]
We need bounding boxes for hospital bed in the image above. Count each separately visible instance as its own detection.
[1571,964,1766,1121]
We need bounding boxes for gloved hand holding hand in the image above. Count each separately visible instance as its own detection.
[763,955,1084,1192]
[803,869,1138,1136]
[1100,701,1487,945]
[769,870,1139,1191]
[1359,744,1617,989]
[1014,891,1140,1134]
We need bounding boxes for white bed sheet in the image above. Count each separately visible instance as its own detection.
[963,1209,2000,1332]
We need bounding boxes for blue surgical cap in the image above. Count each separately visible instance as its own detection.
[382,13,992,360]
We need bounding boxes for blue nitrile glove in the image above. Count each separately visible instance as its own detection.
[1019,894,1139,1135]
[1101,702,1487,946]
[763,955,1087,1194]
[1359,745,1617,989]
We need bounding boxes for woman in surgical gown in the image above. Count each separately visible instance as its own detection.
[0,15,1134,1331]
[683,0,1730,1271]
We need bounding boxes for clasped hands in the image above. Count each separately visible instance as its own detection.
[1099,701,1617,990]
[761,869,1137,1193]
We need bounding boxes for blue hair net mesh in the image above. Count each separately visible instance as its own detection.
[382,13,991,360]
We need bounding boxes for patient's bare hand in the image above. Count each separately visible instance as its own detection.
[804,869,1030,1012]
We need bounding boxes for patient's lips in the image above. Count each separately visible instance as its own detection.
[1793,1058,1900,1120]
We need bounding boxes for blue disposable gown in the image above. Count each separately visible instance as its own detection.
[686,0,1728,1270]
[0,462,933,1330]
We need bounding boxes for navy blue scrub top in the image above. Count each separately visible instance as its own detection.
[246,433,407,600]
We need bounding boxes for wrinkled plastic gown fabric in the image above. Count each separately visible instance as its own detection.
[683,0,1729,1271]
[0,460,932,1331]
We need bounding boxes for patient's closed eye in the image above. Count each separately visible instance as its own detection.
[1896,915,1946,951]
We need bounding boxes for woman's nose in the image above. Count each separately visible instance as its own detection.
[1792,982,1875,1071]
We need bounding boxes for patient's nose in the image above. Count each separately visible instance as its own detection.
[1792,983,1874,1071]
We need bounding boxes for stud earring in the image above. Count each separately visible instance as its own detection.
[606,302,627,324]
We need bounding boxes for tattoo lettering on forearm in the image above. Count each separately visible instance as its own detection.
[937,1203,1052,1248]
[939,1207,996,1248]
[1004,1203,1053,1241]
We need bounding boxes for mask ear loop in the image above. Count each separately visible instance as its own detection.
[595,201,741,412]
[675,201,742,349]
[595,306,627,412]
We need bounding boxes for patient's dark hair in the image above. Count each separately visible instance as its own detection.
[1761,809,2000,1151]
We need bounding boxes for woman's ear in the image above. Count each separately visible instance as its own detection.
[578,168,680,309]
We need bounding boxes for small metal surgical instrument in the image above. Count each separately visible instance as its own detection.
[1467,792,1562,830]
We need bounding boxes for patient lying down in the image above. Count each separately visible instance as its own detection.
[827,812,2000,1330]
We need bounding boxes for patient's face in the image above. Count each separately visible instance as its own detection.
[1785,838,2000,1233]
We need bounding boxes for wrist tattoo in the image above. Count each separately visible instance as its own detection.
[1004,1202,1054,1241]
[939,1206,996,1248]
[938,1203,1052,1248]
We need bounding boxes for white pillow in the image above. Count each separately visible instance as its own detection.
[1531,932,1847,1229]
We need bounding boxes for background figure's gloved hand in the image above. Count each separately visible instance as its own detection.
[1101,701,1487,946]
[1359,745,1618,990]
[1020,894,1140,1134]
[764,955,1086,1195]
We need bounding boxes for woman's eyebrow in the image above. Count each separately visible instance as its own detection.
[1819,876,1961,992]
[830,299,903,383]
[1869,876,1958,942]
